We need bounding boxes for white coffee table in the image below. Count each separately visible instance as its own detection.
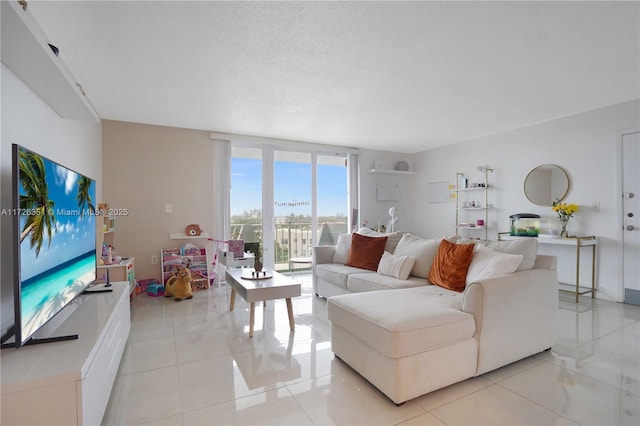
[226,268,301,337]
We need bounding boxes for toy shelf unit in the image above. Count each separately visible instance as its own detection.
[103,215,115,234]
[161,245,210,291]
[97,257,135,294]
[454,168,493,242]
[96,210,137,298]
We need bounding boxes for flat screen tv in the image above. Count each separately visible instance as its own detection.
[5,144,97,348]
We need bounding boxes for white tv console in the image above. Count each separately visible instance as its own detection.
[1,282,130,425]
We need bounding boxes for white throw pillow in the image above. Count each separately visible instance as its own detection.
[393,233,440,278]
[488,238,538,271]
[377,251,416,280]
[333,233,351,264]
[466,245,523,284]
[356,227,403,253]
[457,238,485,246]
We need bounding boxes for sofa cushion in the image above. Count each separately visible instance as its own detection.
[316,263,373,290]
[357,228,403,253]
[393,233,440,278]
[346,233,388,271]
[347,273,427,293]
[413,284,464,310]
[333,233,352,264]
[377,251,415,280]
[488,238,538,271]
[428,239,475,292]
[466,245,523,284]
[327,288,476,358]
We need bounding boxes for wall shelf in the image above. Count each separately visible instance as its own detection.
[169,232,211,240]
[367,169,415,176]
[453,187,488,192]
[1,1,98,122]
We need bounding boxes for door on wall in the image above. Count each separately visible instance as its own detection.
[622,131,640,305]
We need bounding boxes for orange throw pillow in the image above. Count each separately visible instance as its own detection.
[346,233,388,271]
[428,239,475,292]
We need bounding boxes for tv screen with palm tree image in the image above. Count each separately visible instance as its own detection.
[5,144,97,348]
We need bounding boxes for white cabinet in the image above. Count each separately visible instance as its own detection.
[1,282,130,425]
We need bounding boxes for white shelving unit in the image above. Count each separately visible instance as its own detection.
[454,169,492,241]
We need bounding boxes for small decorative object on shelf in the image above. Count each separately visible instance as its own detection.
[394,161,409,171]
[551,199,579,238]
[185,224,202,236]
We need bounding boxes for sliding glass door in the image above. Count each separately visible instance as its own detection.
[274,150,312,269]
[230,145,349,273]
[316,153,348,247]
[230,147,263,259]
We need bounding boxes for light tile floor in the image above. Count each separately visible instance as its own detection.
[103,275,640,425]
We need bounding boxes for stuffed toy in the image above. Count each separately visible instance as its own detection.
[185,224,202,237]
[164,265,193,301]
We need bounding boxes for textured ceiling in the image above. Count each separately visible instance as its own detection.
[28,1,640,154]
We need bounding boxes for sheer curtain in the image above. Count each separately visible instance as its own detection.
[211,138,231,242]
[348,153,360,232]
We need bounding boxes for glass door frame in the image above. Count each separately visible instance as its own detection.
[230,141,352,271]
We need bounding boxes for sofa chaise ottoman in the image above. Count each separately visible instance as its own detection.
[328,288,478,404]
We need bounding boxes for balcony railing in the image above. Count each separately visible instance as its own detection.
[230,221,347,271]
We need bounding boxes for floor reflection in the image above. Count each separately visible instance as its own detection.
[102,275,640,426]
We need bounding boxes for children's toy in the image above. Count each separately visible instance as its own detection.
[164,265,193,301]
[138,278,160,293]
[190,269,209,291]
[207,237,230,284]
[185,224,202,237]
[147,283,164,297]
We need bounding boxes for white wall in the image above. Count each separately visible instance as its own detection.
[404,100,640,301]
[0,64,102,335]
[357,150,415,231]
[102,120,214,281]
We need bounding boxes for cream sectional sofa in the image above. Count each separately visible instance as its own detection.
[312,231,558,404]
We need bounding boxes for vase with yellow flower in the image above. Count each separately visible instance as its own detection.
[551,199,579,238]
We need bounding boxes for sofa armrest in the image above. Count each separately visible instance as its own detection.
[313,245,336,265]
[462,267,558,375]
[312,245,336,295]
[534,254,557,270]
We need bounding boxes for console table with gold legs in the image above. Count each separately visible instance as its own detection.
[498,233,597,303]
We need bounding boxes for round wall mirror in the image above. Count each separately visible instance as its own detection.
[524,164,570,206]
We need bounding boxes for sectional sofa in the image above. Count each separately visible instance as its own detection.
[312,230,558,404]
